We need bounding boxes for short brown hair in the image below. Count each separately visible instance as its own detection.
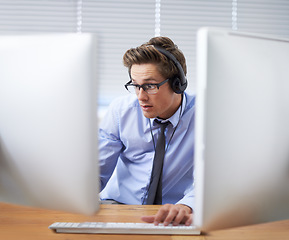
[123,36,187,79]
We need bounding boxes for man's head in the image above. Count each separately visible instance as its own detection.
[123,37,187,119]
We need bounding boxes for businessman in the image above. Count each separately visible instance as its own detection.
[99,36,195,226]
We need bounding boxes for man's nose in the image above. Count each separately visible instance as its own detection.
[137,87,149,101]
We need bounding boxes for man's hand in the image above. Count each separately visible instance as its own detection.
[141,204,193,226]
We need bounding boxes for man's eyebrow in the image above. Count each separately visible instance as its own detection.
[131,78,158,83]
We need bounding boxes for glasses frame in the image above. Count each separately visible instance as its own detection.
[124,78,169,95]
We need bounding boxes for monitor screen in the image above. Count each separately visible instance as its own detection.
[0,33,99,215]
[194,28,289,231]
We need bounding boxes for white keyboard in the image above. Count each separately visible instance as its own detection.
[49,222,201,235]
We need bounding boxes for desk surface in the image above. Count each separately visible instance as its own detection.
[1,202,289,240]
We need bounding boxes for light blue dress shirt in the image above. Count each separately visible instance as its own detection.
[99,92,195,209]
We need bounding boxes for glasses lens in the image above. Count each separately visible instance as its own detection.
[144,84,158,94]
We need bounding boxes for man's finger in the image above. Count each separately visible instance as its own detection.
[163,207,179,226]
[171,208,186,225]
[185,214,193,226]
[141,215,155,223]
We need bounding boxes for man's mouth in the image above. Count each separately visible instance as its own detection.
[140,104,153,111]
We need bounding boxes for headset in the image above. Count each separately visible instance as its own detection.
[153,45,187,94]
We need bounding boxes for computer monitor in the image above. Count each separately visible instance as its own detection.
[0,33,99,215]
[194,27,289,231]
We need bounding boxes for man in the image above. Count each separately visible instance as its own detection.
[99,36,195,226]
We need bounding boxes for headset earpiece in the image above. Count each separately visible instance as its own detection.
[170,75,187,94]
[153,45,187,94]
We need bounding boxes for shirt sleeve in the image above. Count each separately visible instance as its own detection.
[175,182,195,211]
[98,100,124,190]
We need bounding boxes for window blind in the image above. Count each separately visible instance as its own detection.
[0,0,288,106]
[0,0,77,32]
[81,1,155,106]
[160,0,232,93]
[237,0,289,37]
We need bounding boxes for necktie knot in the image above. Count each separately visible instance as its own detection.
[155,120,170,130]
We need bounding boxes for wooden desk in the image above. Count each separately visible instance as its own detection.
[1,202,289,240]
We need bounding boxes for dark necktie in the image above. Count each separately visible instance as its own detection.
[146,121,169,205]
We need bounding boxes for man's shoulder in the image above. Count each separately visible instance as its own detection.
[184,92,196,109]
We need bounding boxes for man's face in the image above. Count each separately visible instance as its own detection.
[130,63,182,119]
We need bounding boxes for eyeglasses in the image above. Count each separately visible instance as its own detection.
[124,78,169,95]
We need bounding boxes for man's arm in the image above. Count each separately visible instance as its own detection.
[98,100,123,190]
